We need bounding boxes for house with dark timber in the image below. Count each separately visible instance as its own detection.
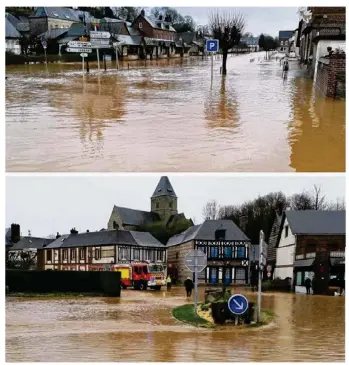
[167,220,251,284]
[39,229,166,271]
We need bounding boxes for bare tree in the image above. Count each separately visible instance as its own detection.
[327,197,346,211]
[209,9,246,75]
[312,185,327,210]
[202,200,219,220]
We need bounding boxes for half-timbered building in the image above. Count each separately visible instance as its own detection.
[39,229,166,271]
[167,220,251,285]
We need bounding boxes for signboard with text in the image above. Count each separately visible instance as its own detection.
[90,31,111,39]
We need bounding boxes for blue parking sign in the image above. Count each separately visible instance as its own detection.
[205,39,219,52]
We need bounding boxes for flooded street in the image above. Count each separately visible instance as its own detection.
[6,54,345,172]
[6,287,345,362]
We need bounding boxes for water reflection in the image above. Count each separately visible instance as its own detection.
[6,54,345,172]
[289,77,345,172]
[205,76,240,130]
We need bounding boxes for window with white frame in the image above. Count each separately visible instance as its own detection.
[120,247,127,260]
[133,248,140,260]
[235,268,246,282]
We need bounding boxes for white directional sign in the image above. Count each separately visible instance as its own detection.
[66,48,92,53]
[184,249,207,273]
[91,39,110,45]
[80,53,88,57]
[90,31,111,39]
[68,41,92,48]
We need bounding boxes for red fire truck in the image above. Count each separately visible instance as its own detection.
[113,262,166,290]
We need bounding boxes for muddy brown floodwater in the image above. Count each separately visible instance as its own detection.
[6,287,345,362]
[6,54,345,172]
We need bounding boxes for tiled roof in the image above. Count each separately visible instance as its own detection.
[5,18,21,38]
[285,210,345,235]
[279,30,294,39]
[167,220,250,247]
[38,27,69,40]
[6,13,20,26]
[30,7,80,22]
[10,236,54,250]
[45,229,164,249]
[116,34,142,46]
[151,176,177,198]
[113,206,160,226]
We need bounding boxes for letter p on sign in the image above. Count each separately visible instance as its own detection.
[206,39,219,52]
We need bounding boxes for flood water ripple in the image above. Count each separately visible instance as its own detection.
[6,54,345,172]
[6,287,345,362]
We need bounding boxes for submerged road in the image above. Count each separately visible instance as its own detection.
[6,286,345,362]
[6,53,345,172]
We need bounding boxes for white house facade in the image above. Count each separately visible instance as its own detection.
[274,216,296,282]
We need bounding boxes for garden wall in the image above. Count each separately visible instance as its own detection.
[6,270,121,297]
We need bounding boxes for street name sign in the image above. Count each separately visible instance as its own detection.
[205,39,219,52]
[228,294,249,315]
[184,249,207,273]
[66,48,92,53]
[90,31,111,39]
[68,41,92,48]
[80,53,88,57]
[91,39,110,45]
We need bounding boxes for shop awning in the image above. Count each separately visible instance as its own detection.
[294,259,315,267]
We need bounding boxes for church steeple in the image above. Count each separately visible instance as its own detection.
[151,176,178,221]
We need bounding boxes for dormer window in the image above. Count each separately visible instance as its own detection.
[53,13,59,17]
[215,229,226,240]
[139,22,143,29]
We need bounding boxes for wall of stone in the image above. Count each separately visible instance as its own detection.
[167,240,194,282]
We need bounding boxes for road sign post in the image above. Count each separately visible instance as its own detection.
[228,294,249,325]
[205,39,219,86]
[42,41,47,64]
[94,26,100,72]
[257,230,267,323]
[184,249,207,315]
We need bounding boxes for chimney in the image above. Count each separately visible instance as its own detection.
[10,223,20,244]
[86,230,90,233]
[56,232,61,239]
[141,9,145,16]
[70,227,79,235]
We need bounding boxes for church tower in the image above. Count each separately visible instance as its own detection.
[151,176,178,221]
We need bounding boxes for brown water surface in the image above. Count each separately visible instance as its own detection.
[6,287,345,362]
[6,54,345,172]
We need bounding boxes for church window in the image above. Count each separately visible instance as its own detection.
[113,221,119,230]
[169,202,173,209]
[156,202,159,209]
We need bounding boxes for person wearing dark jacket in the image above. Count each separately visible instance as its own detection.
[184,277,194,297]
[305,277,312,295]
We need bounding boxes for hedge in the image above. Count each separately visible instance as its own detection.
[6,270,121,297]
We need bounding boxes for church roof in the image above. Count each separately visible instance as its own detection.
[113,206,160,226]
[151,176,177,198]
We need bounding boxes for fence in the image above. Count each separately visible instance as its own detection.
[6,270,121,296]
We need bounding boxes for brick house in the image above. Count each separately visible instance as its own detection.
[29,7,80,36]
[39,229,166,271]
[167,220,251,285]
[131,9,181,59]
[274,210,345,294]
[299,7,345,77]
[107,176,191,231]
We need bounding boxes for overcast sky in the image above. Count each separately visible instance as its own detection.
[173,7,299,37]
[6,175,345,238]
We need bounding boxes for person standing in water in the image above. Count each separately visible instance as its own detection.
[166,275,172,291]
[282,57,289,78]
[305,276,312,295]
[184,276,194,297]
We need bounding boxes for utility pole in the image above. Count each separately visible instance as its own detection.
[257,230,265,323]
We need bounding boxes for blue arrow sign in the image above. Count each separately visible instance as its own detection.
[228,294,249,315]
[205,39,219,52]
[41,41,47,48]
